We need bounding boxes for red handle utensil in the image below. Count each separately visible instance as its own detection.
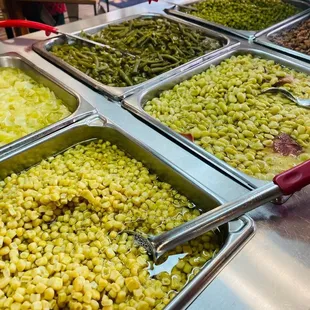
[0,19,135,57]
[133,159,310,262]
[274,160,310,195]
[0,20,58,36]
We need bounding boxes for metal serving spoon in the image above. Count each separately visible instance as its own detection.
[261,87,310,108]
[165,1,199,11]
[127,160,310,263]
[0,20,135,58]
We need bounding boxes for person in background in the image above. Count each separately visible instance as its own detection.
[44,3,67,26]
[22,2,67,30]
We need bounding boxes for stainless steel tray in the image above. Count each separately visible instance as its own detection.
[0,113,254,309]
[255,12,310,63]
[0,52,95,156]
[165,0,310,40]
[32,12,239,100]
[123,45,310,189]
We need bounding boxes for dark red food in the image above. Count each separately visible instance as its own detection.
[273,133,303,156]
[180,133,194,142]
[270,19,310,56]
[273,75,295,87]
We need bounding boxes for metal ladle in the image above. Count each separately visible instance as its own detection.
[128,160,310,263]
[261,87,310,108]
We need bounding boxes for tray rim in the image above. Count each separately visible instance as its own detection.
[165,0,310,40]
[122,44,310,190]
[0,113,255,309]
[32,11,240,100]
[254,12,310,63]
[0,51,95,157]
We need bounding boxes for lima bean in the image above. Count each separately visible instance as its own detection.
[144,54,310,180]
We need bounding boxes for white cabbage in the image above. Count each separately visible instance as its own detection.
[0,68,71,146]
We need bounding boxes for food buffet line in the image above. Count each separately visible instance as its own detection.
[1,0,310,309]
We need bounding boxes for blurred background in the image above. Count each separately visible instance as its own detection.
[0,0,149,39]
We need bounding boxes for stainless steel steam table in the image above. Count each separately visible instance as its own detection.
[2,1,310,309]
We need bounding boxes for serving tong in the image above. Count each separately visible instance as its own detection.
[127,160,310,263]
[261,87,310,108]
[0,20,135,57]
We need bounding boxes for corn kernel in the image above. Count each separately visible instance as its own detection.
[35,283,47,294]
[13,292,24,303]
[73,276,85,292]
[125,277,140,292]
[48,277,63,291]
[32,301,42,310]
[30,294,40,303]
[43,287,54,301]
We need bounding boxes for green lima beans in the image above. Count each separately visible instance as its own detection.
[144,54,310,181]
[183,0,300,31]
[50,17,222,88]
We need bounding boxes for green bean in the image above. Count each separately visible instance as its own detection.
[93,55,99,67]
[78,60,94,69]
[119,69,133,86]
[51,17,222,87]
[132,59,141,73]
[161,54,179,63]
[150,62,180,73]
[97,64,109,72]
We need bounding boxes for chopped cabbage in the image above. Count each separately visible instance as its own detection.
[0,68,71,146]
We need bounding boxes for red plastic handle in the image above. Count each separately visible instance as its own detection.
[273,160,310,195]
[0,20,58,35]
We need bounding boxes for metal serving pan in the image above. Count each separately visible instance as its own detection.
[0,114,254,309]
[0,52,95,156]
[165,0,310,40]
[123,45,310,189]
[32,12,239,100]
[255,12,310,63]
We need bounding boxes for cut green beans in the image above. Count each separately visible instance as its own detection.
[50,17,223,88]
[144,54,310,181]
[183,0,300,31]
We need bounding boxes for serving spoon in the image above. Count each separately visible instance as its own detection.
[0,20,135,58]
[261,87,310,108]
[127,160,310,263]
[165,1,199,11]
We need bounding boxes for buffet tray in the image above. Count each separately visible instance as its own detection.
[123,45,310,189]
[32,12,239,100]
[0,52,95,156]
[0,113,254,309]
[255,12,310,63]
[165,0,310,40]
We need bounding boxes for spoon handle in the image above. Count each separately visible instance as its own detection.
[149,159,310,261]
[261,87,297,103]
